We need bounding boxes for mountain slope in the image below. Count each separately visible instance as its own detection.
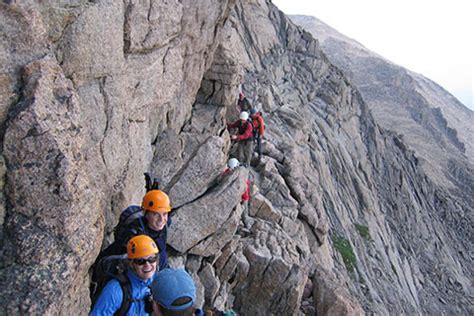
[290,15,474,192]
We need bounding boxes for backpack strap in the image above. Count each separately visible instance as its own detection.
[114,273,152,316]
[138,216,148,235]
[114,274,132,316]
[247,118,257,139]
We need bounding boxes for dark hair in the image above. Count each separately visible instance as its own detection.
[159,297,194,316]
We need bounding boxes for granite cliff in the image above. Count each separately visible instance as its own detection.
[0,1,472,315]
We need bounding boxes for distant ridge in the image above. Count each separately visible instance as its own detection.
[291,14,474,191]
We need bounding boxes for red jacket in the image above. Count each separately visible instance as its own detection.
[242,179,251,201]
[227,120,253,141]
[251,112,265,136]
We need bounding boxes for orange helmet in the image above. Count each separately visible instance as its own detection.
[127,235,159,259]
[142,190,171,213]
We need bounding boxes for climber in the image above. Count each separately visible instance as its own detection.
[237,91,252,112]
[227,111,254,167]
[250,107,265,160]
[91,235,159,316]
[222,158,250,202]
[220,158,252,231]
[149,268,237,316]
[93,189,172,276]
[149,268,198,315]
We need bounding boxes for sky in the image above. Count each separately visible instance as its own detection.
[272,0,474,110]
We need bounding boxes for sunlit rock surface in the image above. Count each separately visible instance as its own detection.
[0,1,471,315]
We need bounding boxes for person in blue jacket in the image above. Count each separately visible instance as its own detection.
[91,235,159,316]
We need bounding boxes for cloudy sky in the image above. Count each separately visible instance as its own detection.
[272,0,473,110]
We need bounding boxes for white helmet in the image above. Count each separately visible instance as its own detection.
[239,111,249,120]
[228,158,240,170]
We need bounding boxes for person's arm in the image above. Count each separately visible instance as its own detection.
[238,122,253,140]
[227,120,239,129]
[90,280,123,316]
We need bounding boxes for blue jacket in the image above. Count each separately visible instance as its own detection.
[90,270,156,316]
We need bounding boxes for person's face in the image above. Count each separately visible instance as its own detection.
[146,211,168,231]
[131,255,157,281]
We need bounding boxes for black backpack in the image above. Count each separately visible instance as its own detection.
[113,205,144,242]
[90,255,132,315]
[248,118,258,141]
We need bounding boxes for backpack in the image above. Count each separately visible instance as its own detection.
[113,205,144,242]
[247,118,255,139]
[251,112,264,140]
[90,255,133,316]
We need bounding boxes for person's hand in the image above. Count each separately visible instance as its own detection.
[231,135,238,141]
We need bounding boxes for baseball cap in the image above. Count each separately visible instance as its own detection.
[150,268,196,311]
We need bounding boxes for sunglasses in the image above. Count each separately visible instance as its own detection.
[132,256,158,266]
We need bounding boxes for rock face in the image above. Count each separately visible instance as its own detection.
[0,1,235,314]
[0,1,472,316]
[288,15,473,314]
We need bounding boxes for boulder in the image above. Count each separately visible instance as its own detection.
[167,136,226,208]
[313,267,364,316]
[168,168,248,256]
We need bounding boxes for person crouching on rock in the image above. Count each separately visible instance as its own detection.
[227,111,254,167]
[91,235,159,315]
[222,158,250,203]
[221,158,252,230]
